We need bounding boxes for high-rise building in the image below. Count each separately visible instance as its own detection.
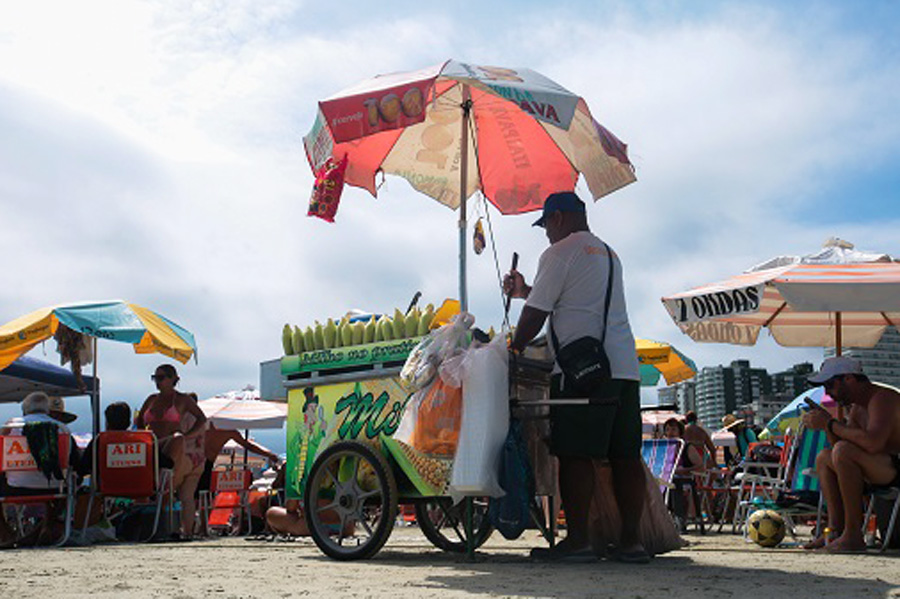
[825,327,900,388]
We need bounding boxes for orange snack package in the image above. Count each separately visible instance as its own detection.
[411,379,462,456]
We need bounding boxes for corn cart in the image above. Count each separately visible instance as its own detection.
[267,331,558,561]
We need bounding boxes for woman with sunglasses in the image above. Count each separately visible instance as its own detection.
[136,364,207,539]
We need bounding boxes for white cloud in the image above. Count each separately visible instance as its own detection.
[2,1,900,431]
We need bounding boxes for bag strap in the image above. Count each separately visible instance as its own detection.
[549,241,614,355]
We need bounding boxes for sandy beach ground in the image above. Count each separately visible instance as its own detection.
[1,527,898,599]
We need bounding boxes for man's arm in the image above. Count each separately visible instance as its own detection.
[225,430,280,463]
[510,305,549,353]
[829,396,897,454]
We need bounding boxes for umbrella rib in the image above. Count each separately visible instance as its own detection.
[762,301,788,327]
[880,312,897,328]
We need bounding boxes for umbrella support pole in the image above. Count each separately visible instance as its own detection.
[91,336,100,492]
[458,86,472,313]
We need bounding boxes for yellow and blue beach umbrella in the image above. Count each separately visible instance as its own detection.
[635,338,697,386]
[0,300,196,371]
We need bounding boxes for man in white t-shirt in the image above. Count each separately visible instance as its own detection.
[506,191,647,563]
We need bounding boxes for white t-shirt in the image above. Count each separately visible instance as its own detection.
[525,230,640,382]
[4,413,72,490]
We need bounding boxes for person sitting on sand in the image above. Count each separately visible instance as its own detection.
[802,356,900,552]
[135,364,207,538]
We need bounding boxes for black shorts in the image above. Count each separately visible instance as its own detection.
[549,375,642,459]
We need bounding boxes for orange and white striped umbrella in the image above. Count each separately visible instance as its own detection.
[661,240,900,348]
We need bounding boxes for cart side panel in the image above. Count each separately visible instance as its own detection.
[286,376,411,500]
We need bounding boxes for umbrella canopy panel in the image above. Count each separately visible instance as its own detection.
[763,386,836,437]
[198,387,287,430]
[635,338,697,386]
[305,59,636,215]
[0,300,197,371]
[661,241,900,348]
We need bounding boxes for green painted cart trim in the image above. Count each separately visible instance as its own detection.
[281,337,423,375]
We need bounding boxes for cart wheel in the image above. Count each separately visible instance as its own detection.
[415,497,493,553]
[304,441,397,561]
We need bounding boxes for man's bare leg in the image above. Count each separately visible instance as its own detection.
[804,448,841,550]
[823,441,897,553]
[610,456,646,553]
[557,456,594,549]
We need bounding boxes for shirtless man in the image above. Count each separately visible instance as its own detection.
[802,356,900,552]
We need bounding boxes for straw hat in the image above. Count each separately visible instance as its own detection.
[48,396,78,424]
[721,414,744,430]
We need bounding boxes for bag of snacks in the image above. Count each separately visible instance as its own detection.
[308,154,348,222]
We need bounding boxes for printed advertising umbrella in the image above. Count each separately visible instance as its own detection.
[305,59,636,308]
[0,300,197,436]
[661,239,900,350]
[635,338,697,386]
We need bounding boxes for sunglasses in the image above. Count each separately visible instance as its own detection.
[823,375,843,390]
[151,373,171,382]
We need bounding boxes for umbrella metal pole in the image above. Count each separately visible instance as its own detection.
[458,85,472,312]
[91,336,99,492]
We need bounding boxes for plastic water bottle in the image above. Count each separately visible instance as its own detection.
[865,515,878,548]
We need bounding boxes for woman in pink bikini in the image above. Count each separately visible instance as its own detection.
[136,364,207,538]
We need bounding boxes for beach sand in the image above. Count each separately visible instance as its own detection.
[1,527,898,598]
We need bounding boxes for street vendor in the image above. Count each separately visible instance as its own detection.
[504,191,647,564]
[802,356,900,552]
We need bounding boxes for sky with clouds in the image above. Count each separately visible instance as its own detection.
[2,0,900,435]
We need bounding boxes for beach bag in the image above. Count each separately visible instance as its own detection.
[448,334,509,502]
[489,420,534,540]
[308,154,348,223]
[410,378,462,456]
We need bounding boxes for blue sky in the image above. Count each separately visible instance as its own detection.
[2,0,900,440]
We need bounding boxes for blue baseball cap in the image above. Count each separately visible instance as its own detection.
[532,191,586,227]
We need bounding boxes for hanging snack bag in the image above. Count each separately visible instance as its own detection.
[410,378,462,456]
[308,154,348,222]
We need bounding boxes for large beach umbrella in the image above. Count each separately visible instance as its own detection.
[661,239,900,350]
[305,59,636,309]
[198,386,288,430]
[635,338,697,386]
[0,300,197,436]
[762,386,836,438]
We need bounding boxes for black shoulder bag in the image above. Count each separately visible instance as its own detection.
[549,242,614,395]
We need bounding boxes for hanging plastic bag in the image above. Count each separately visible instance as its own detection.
[448,334,509,502]
[410,377,462,456]
[488,420,535,540]
[308,154,348,223]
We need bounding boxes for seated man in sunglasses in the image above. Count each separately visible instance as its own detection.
[802,356,900,552]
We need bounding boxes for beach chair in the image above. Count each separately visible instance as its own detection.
[200,469,253,535]
[87,430,173,542]
[0,431,76,546]
[862,456,900,552]
[739,427,828,540]
[728,436,796,533]
[641,438,683,505]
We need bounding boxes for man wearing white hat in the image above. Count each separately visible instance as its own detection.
[802,356,900,552]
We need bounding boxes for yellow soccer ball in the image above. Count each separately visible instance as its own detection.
[747,509,786,547]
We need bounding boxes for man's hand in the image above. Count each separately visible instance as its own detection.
[503,269,530,299]
[802,408,832,431]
